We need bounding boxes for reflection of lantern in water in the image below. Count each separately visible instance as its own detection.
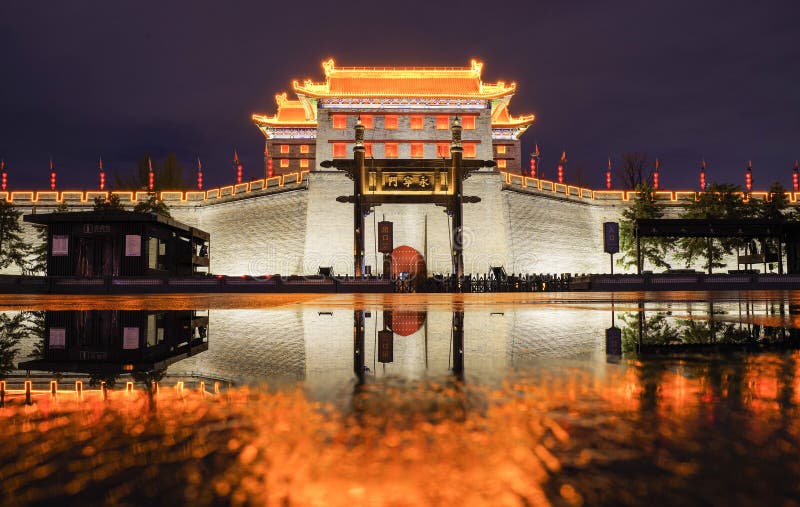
[389,311,426,337]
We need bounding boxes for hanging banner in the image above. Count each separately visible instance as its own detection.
[378,330,393,363]
[603,222,620,254]
[378,221,393,254]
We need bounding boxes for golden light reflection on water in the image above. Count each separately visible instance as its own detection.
[3,352,800,506]
[3,290,800,311]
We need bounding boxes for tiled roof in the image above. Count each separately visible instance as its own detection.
[252,93,315,126]
[293,58,516,99]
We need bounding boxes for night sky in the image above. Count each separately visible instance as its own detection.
[1,1,798,191]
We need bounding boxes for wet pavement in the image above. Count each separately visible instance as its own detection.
[1,292,800,506]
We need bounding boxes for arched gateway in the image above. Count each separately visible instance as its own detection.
[322,119,495,280]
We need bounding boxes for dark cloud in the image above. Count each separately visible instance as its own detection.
[0,0,797,190]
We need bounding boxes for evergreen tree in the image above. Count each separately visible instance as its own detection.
[757,181,792,222]
[93,193,126,211]
[0,199,28,271]
[676,183,750,273]
[0,313,26,376]
[618,184,671,272]
[133,194,171,217]
[753,181,794,271]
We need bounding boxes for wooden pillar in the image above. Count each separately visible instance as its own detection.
[353,120,366,278]
[452,311,464,380]
[354,310,365,383]
[383,253,391,280]
[450,118,465,279]
[636,234,642,275]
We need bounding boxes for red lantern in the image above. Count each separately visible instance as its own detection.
[653,158,660,190]
[606,158,612,189]
[700,158,707,190]
[267,158,273,178]
[557,151,566,184]
[234,149,242,184]
[745,161,752,192]
[197,157,203,190]
[793,161,799,192]
[1,159,6,191]
[148,156,154,191]
[49,158,56,190]
[99,156,105,190]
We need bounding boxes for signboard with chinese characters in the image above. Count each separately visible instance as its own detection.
[363,167,453,196]
[82,224,112,234]
[378,330,393,363]
[378,221,393,253]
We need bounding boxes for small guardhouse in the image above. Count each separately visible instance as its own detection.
[24,210,210,277]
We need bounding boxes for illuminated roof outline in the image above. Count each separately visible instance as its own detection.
[252,93,316,127]
[293,58,516,99]
[252,58,535,132]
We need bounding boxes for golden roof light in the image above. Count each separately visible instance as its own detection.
[293,58,517,99]
[251,92,316,127]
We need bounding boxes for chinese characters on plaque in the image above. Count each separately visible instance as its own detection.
[383,173,433,191]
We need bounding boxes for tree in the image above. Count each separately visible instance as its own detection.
[93,193,126,211]
[115,153,189,191]
[0,199,28,271]
[753,181,794,272]
[757,181,792,222]
[675,183,750,273]
[618,184,671,272]
[617,152,651,190]
[0,313,27,376]
[133,194,171,217]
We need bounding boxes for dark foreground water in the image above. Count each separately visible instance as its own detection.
[1,293,800,506]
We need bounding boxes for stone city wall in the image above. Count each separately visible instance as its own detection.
[2,171,777,277]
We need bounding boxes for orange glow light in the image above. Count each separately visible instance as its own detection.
[332,114,347,129]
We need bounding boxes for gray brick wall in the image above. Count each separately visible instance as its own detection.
[0,177,746,278]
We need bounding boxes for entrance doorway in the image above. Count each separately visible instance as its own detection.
[391,245,426,291]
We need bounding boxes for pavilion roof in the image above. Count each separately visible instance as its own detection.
[251,92,316,127]
[491,102,535,127]
[292,58,517,99]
